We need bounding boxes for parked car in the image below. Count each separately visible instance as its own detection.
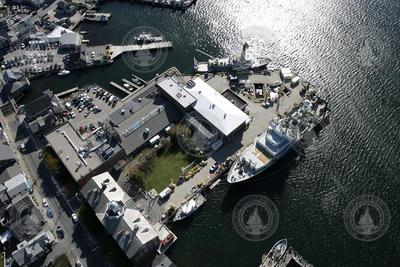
[47,208,53,218]
[209,163,219,173]
[42,198,48,207]
[71,213,78,224]
[56,226,64,239]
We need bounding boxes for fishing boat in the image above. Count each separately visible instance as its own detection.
[173,193,206,221]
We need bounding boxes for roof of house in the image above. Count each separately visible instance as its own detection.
[184,78,249,136]
[81,172,159,259]
[0,139,14,163]
[3,173,27,190]
[0,162,20,184]
[24,95,52,118]
[12,230,54,266]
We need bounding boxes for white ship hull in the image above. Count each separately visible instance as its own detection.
[227,141,293,184]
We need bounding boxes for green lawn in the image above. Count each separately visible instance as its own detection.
[144,144,190,192]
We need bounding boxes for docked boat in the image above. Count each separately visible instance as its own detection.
[134,32,163,43]
[194,42,271,73]
[58,70,70,76]
[259,239,288,267]
[259,239,313,267]
[123,83,134,92]
[173,193,206,221]
[227,96,329,183]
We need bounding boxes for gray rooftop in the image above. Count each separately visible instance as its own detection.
[60,32,81,46]
[0,139,14,163]
[110,85,181,155]
[45,123,122,182]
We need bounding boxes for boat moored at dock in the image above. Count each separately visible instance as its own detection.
[260,239,288,267]
[259,239,313,267]
[173,193,206,221]
[194,42,271,73]
[228,95,329,183]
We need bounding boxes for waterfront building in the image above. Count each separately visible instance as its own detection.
[82,172,161,264]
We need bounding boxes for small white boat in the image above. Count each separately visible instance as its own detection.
[58,70,70,76]
[173,193,206,221]
[123,83,134,92]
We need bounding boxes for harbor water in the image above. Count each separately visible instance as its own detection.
[26,0,400,266]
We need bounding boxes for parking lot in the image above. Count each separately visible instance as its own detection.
[2,43,65,76]
[61,85,124,136]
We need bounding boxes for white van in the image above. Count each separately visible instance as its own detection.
[65,102,72,110]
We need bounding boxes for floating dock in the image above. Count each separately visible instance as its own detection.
[110,42,173,59]
[209,179,221,190]
[109,81,131,95]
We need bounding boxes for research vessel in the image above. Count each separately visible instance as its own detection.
[194,42,271,73]
[227,96,328,183]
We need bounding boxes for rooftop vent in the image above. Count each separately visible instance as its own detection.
[134,225,139,231]
[121,109,125,115]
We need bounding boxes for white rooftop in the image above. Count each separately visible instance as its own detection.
[156,77,196,108]
[91,172,131,204]
[280,68,292,80]
[3,173,27,191]
[47,26,73,39]
[184,77,249,136]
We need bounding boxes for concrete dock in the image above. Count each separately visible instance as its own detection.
[110,42,173,59]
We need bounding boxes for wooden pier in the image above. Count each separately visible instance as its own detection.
[109,82,131,95]
[110,42,173,59]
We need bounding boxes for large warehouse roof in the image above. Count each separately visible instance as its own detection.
[184,78,249,136]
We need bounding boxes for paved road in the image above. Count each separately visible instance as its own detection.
[2,114,107,267]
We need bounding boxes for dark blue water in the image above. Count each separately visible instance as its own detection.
[26,0,400,266]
